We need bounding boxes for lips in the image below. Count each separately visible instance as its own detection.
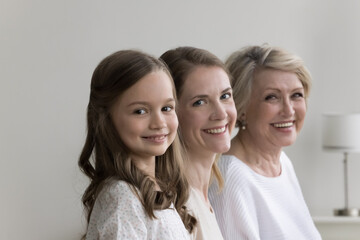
[142,134,167,142]
[272,121,294,128]
[203,125,227,134]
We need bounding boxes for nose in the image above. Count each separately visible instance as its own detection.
[149,111,167,129]
[210,101,228,120]
[281,98,295,117]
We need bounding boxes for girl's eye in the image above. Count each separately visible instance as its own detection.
[162,106,173,112]
[292,92,304,98]
[134,109,146,115]
[192,99,205,107]
[220,93,231,100]
[265,94,277,101]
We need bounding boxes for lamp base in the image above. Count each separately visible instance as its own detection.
[334,208,360,217]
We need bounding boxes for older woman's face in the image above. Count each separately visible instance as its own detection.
[245,68,306,149]
[177,66,237,156]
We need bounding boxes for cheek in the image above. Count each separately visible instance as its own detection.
[226,104,238,126]
[167,114,179,131]
[258,104,278,120]
[112,116,126,139]
[178,109,194,129]
[246,105,267,124]
[295,104,307,130]
[178,111,203,137]
[117,121,138,141]
[295,101,307,118]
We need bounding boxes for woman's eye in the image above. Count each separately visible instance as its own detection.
[162,106,173,112]
[220,93,231,100]
[265,95,277,101]
[192,99,205,107]
[292,92,304,98]
[134,109,146,115]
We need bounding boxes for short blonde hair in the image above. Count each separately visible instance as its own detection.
[226,44,312,125]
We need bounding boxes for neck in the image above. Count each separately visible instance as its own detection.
[185,150,216,198]
[131,155,156,178]
[228,133,282,177]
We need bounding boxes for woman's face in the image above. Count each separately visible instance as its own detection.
[111,70,178,163]
[244,68,306,149]
[177,66,237,156]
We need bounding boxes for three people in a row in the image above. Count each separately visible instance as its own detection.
[79,45,321,240]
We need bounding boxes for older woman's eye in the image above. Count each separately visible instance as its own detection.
[220,93,231,100]
[292,92,304,98]
[265,94,277,101]
[193,99,205,107]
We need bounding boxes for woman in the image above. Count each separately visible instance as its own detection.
[160,47,237,240]
[209,45,321,240]
[79,50,195,239]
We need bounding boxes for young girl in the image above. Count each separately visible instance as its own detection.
[79,50,196,239]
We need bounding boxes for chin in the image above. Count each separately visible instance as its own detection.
[152,148,170,157]
[281,139,297,147]
[213,145,231,154]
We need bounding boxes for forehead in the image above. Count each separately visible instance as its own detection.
[181,66,230,97]
[253,68,302,90]
[119,70,174,103]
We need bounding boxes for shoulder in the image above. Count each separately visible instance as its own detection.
[86,180,148,239]
[280,151,296,174]
[95,180,144,216]
[99,180,139,203]
[210,155,252,198]
[218,154,241,174]
[218,154,251,180]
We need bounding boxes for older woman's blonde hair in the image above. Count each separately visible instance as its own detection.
[226,44,312,126]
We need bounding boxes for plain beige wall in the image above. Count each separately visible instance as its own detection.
[1,0,360,239]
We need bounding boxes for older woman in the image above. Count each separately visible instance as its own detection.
[160,47,237,240]
[209,45,321,240]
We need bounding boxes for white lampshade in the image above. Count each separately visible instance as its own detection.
[322,113,360,152]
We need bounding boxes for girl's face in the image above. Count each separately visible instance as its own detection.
[111,70,178,162]
[244,68,306,150]
[177,66,237,157]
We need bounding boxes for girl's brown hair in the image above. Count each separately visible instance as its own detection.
[79,50,196,236]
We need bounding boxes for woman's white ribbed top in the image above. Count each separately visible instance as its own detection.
[209,152,321,240]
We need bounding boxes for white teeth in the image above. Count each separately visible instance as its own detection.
[148,135,165,140]
[273,122,293,128]
[205,127,226,134]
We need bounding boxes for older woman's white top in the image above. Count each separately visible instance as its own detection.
[86,180,191,240]
[209,152,321,240]
[186,187,224,240]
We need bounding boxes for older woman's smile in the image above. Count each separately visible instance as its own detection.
[271,121,295,128]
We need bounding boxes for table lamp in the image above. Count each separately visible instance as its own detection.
[322,113,360,216]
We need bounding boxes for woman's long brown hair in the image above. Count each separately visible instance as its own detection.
[160,46,230,189]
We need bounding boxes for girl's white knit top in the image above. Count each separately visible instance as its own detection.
[86,180,190,240]
[209,152,321,240]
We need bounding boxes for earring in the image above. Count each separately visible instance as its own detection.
[240,113,247,130]
[240,119,247,130]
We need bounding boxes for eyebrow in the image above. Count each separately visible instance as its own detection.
[190,87,232,100]
[264,87,304,92]
[127,98,175,107]
[222,87,232,93]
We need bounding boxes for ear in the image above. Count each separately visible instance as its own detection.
[238,112,246,121]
